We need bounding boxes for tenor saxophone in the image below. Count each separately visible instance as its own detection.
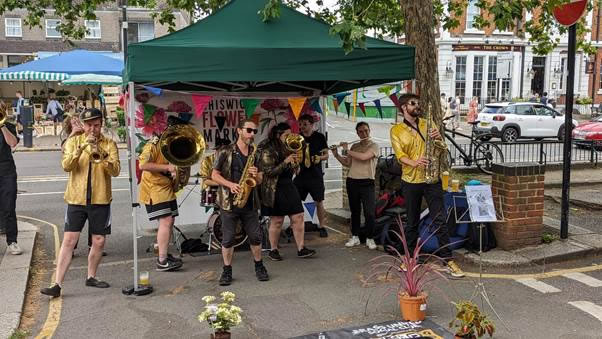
[233,143,257,208]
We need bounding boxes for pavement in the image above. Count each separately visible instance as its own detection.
[0,220,37,339]
[14,135,128,152]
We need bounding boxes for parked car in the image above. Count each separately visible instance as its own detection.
[573,116,602,150]
[474,102,579,143]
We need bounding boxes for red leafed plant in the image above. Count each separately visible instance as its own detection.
[167,101,192,113]
[365,216,449,299]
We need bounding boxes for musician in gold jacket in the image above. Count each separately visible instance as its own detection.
[211,119,267,286]
[41,108,119,298]
[390,93,464,278]
[258,122,316,262]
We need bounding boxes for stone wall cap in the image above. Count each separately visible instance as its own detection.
[492,162,546,176]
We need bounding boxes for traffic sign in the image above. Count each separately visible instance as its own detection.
[553,0,587,26]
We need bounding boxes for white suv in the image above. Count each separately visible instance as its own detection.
[474,102,579,143]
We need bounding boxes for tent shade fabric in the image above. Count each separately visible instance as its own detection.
[62,74,122,85]
[0,71,70,81]
[0,49,123,77]
[124,0,414,95]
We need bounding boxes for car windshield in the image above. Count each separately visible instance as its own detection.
[481,106,504,114]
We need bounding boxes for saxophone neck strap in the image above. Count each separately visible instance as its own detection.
[403,118,425,142]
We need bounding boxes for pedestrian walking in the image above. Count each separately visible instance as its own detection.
[467,96,478,123]
[46,95,64,122]
[0,101,21,255]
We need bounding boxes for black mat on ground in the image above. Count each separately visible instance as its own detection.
[291,319,454,339]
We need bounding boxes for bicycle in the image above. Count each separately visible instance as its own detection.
[443,119,504,175]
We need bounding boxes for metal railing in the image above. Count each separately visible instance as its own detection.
[380,139,599,168]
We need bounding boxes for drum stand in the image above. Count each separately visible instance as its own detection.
[452,195,511,334]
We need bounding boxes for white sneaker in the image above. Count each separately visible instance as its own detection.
[366,238,377,250]
[345,236,360,247]
[8,242,22,255]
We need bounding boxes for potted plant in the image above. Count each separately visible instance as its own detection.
[367,216,449,322]
[116,126,127,143]
[449,301,495,338]
[199,291,243,339]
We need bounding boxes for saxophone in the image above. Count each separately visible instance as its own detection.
[424,104,449,184]
[233,143,257,208]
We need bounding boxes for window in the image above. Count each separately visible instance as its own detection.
[561,58,567,90]
[455,56,467,104]
[5,18,22,37]
[466,0,480,30]
[502,106,515,114]
[45,19,61,38]
[501,79,511,101]
[472,56,484,100]
[7,55,27,67]
[535,106,555,116]
[85,20,101,39]
[127,22,154,43]
[487,56,497,103]
[515,105,535,115]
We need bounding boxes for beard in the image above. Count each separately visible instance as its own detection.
[409,108,421,117]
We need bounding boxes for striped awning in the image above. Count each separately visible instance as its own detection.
[0,71,70,81]
[61,74,122,85]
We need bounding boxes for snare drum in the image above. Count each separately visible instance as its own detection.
[200,187,218,206]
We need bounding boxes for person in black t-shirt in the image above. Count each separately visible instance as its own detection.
[294,114,329,237]
[0,101,21,255]
[212,119,268,286]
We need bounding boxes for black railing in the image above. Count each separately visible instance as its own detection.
[380,140,599,168]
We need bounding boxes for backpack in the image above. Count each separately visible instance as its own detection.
[180,238,209,254]
[375,190,405,218]
[465,223,497,252]
[377,154,402,190]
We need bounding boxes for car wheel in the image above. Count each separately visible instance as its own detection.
[501,127,518,143]
[557,124,573,141]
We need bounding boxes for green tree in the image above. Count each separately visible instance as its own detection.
[2,0,596,124]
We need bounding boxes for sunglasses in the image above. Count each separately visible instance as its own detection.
[407,101,419,106]
[245,127,258,134]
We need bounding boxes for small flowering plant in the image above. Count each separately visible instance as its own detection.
[198,291,242,333]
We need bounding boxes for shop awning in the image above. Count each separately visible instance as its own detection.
[62,74,122,85]
[0,71,70,81]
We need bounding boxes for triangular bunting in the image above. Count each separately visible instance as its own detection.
[358,103,366,116]
[215,115,226,131]
[374,100,383,119]
[344,102,351,117]
[143,104,157,124]
[304,202,316,219]
[334,93,350,106]
[332,97,339,113]
[241,99,260,118]
[389,93,400,109]
[191,95,212,119]
[310,97,323,114]
[288,97,306,120]
[143,86,162,96]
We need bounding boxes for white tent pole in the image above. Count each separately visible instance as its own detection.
[126,81,139,290]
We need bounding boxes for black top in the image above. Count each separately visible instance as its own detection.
[215,144,257,210]
[297,131,328,178]
[0,123,18,176]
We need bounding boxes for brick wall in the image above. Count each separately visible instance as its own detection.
[491,163,545,250]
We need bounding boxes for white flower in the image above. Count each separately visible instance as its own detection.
[202,295,216,304]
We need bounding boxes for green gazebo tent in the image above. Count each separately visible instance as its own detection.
[124,0,415,95]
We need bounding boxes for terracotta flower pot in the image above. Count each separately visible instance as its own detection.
[210,331,231,339]
[398,292,427,322]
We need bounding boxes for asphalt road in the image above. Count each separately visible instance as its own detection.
[12,142,602,338]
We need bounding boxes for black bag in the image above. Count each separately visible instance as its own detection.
[465,223,497,252]
[180,238,209,253]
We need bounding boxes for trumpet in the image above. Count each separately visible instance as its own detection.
[82,139,107,164]
[328,138,368,150]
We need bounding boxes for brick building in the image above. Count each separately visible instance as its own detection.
[0,2,190,68]
[419,2,601,105]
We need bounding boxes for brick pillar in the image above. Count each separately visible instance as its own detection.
[491,163,545,250]
[342,165,349,209]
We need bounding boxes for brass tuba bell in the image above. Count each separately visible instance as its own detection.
[159,124,206,192]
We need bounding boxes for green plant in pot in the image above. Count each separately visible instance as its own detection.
[199,291,242,339]
[366,216,449,322]
[116,127,127,143]
[449,301,495,338]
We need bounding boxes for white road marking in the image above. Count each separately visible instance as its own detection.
[562,272,602,287]
[568,301,602,322]
[516,278,561,293]
[18,188,130,196]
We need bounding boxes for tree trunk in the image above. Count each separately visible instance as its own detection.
[400,0,443,125]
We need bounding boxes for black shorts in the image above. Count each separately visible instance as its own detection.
[220,209,261,248]
[294,174,325,202]
[64,204,111,235]
[145,200,179,221]
[262,182,304,217]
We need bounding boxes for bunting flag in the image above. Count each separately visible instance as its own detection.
[143,104,157,124]
[304,201,316,220]
[389,93,400,109]
[288,97,306,120]
[374,99,383,119]
[334,93,350,106]
[191,94,212,119]
[143,86,162,96]
[358,102,367,116]
[344,102,351,117]
[309,97,323,114]
[215,115,226,131]
[332,97,339,113]
[241,99,260,118]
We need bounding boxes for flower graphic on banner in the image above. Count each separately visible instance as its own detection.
[167,101,194,122]
[259,99,289,134]
[135,104,167,137]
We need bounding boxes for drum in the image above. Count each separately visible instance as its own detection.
[207,210,248,250]
[200,187,218,206]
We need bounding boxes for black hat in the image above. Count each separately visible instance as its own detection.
[80,108,103,122]
[167,115,191,126]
